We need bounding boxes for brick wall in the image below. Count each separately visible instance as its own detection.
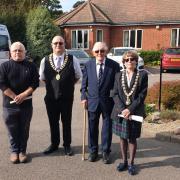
[61,24,180,53]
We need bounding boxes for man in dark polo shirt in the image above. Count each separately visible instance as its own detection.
[39,35,82,155]
[0,42,39,163]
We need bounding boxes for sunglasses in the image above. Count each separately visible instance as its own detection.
[123,57,136,62]
[53,42,64,46]
[95,49,105,54]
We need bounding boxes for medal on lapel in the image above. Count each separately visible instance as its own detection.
[49,52,69,81]
[122,70,139,106]
[56,74,60,80]
[126,96,131,105]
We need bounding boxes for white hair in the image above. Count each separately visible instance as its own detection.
[10,42,26,52]
[92,42,108,51]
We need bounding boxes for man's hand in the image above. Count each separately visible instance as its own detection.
[14,92,27,104]
[81,99,88,109]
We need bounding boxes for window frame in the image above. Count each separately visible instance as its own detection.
[71,29,89,49]
[171,28,180,47]
[96,29,103,42]
[123,29,143,49]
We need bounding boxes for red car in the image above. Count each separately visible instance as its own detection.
[161,47,180,72]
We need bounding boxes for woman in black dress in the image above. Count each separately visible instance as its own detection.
[111,50,148,175]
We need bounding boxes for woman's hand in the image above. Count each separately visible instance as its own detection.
[122,108,131,119]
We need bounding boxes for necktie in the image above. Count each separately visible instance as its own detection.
[98,63,103,85]
[57,57,61,70]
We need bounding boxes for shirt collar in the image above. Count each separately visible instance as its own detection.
[53,53,64,60]
[96,58,106,65]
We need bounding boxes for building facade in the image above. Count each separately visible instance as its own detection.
[55,0,180,53]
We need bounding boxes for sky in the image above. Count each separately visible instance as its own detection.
[61,0,82,12]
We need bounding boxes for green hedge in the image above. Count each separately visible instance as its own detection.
[139,50,163,66]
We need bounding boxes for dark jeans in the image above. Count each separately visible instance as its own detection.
[88,105,112,154]
[45,98,73,147]
[3,106,33,153]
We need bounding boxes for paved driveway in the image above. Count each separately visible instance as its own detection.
[0,76,180,180]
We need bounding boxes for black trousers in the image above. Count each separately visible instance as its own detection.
[3,106,32,153]
[45,98,73,147]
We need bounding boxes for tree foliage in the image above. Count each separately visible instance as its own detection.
[73,0,85,9]
[0,11,26,44]
[26,7,59,64]
[0,0,62,18]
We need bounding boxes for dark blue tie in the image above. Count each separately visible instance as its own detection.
[98,63,103,86]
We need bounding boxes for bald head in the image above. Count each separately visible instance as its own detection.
[92,42,108,63]
[51,35,65,55]
[92,42,108,52]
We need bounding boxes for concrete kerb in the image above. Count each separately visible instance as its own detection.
[155,131,180,144]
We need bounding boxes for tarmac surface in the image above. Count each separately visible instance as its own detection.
[0,82,180,180]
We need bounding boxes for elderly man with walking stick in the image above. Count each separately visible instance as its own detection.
[81,42,120,164]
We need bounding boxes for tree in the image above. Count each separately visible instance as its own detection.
[26,7,59,65]
[0,0,63,18]
[73,0,85,9]
[41,0,63,18]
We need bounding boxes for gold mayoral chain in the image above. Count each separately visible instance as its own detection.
[49,53,69,80]
[121,70,139,105]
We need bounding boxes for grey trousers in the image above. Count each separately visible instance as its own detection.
[3,106,33,153]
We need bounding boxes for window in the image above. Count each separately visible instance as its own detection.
[171,28,180,47]
[0,35,9,51]
[71,30,89,49]
[96,29,103,42]
[123,29,142,48]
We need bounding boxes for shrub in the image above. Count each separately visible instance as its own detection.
[160,110,180,122]
[145,80,180,111]
[139,50,162,66]
[145,104,156,115]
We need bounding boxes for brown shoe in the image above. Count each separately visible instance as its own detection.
[10,153,19,164]
[19,153,28,163]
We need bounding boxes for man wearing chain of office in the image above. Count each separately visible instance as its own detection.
[39,35,82,155]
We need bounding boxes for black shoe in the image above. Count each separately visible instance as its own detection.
[43,145,58,155]
[102,152,110,164]
[64,146,73,156]
[128,165,136,175]
[88,152,98,162]
[117,162,128,171]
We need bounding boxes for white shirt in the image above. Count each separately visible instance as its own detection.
[126,72,133,87]
[39,53,82,81]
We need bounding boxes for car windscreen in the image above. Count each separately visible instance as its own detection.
[114,49,133,56]
[0,35,9,51]
[165,48,180,55]
[67,50,89,58]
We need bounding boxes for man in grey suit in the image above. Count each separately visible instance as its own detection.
[81,42,120,164]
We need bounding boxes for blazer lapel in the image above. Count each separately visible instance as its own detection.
[91,60,98,82]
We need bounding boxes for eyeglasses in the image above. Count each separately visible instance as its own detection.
[94,49,105,54]
[123,57,136,62]
[12,49,23,53]
[53,42,64,46]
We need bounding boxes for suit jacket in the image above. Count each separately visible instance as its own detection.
[81,58,120,113]
[111,69,148,121]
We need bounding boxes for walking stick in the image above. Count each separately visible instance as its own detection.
[82,105,87,161]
